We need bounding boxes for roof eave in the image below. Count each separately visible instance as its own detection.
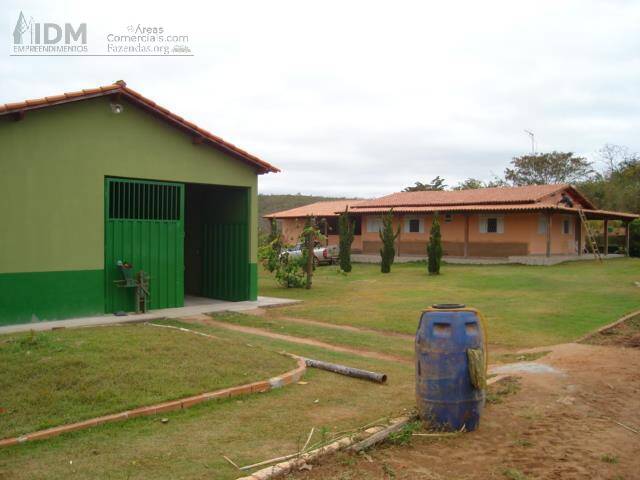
[0,83,280,174]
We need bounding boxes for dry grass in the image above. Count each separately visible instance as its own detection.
[259,258,640,347]
[0,321,415,480]
[0,324,293,439]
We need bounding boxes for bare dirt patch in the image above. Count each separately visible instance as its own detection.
[582,312,640,348]
[182,315,413,365]
[288,342,640,480]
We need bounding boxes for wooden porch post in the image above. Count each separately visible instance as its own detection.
[546,212,552,257]
[464,214,469,258]
[625,222,631,256]
[603,219,609,256]
[324,221,329,246]
[576,216,582,256]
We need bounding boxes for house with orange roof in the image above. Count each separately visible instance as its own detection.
[0,81,278,326]
[266,184,637,260]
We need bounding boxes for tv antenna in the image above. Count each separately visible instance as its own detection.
[524,130,535,154]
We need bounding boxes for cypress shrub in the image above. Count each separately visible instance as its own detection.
[338,207,355,272]
[427,214,443,275]
[379,209,400,273]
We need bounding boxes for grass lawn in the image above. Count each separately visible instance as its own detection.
[0,324,294,439]
[0,321,414,480]
[209,311,415,361]
[259,258,640,347]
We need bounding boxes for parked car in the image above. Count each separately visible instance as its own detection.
[281,242,339,266]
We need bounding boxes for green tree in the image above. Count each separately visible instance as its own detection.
[579,144,640,214]
[379,209,400,273]
[338,206,355,272]
[452,178,485,190]
[504,152,592,186]
[268,218,280,243]
[427,214,443,275]
[403,176,447,192]
[629,219,640,257]
[300,216,324,289]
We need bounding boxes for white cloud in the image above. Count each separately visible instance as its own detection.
[3,0,640,196]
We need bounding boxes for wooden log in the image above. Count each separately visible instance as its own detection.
[349,415,417,452]
[302,357,387,383]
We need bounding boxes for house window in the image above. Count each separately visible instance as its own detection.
[479,216,504,234]
[403,217,423,233]
[367,217,383,233]
[444,213,453,223]
[562,218,572,235]
[537,215,548,234]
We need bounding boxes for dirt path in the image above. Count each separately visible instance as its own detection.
[290,342,640,480]
[246,309,416,341]
[182,315,413,365]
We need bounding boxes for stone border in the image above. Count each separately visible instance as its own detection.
[0,328,306,448]
[577,308,640,342]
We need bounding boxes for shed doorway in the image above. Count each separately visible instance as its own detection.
[184,183,250,302]
[105,178,251,315]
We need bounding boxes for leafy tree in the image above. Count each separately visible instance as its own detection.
[579,144,640,214]
[403,176,447,192]
[629,219,640,257]
[268,218,280,243]
[452,178,485,190]
[300,216,324,289]
[427,214,443,274]
[504,151,592,186]
[338,206,355,272]
[379,209,400,273]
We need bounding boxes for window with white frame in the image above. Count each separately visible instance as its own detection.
[404,216,424,233]
[479,215,504,234]
[366,216,383,233]
[537,215,548,234]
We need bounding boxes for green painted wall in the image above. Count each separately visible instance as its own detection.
[0,96,259,274]
[0,270,104,324]
[0,96,263,323]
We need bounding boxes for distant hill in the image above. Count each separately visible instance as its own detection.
[258,194,360,232]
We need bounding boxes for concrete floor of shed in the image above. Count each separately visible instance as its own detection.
[0,296,300,335]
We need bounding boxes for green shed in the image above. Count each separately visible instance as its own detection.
[0,80,279,326]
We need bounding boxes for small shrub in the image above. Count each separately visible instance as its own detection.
[601,453,619,464]
[502,468,528,480]
[379,209,400,273]
[338,207,355,273]
[427,214,443,275]
[387,420,421,446]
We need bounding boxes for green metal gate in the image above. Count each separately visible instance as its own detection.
[202,223,249,301]
[105,178,184,313]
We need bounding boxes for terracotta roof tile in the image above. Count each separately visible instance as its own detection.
[348,203,638,220]
[0,81,279,174]
[352,184,570,209]
[45,94,67,102]
[265,200,366,218]
[25,98,47,106]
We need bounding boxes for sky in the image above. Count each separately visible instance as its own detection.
[3,0,640,197]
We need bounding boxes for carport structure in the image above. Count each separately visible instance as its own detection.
[0,81,279,325]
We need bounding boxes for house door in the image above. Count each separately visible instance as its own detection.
[105,178,185,313]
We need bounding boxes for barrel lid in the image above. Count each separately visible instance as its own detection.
[431,303,466,309]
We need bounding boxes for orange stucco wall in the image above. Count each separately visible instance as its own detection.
[359,212,583,257]
[278,219,363,251]
[277,212,583,257]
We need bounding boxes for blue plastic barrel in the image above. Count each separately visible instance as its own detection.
[415,304,486,431]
